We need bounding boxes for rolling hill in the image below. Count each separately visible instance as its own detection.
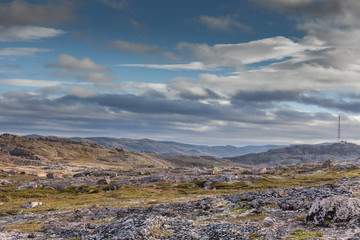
[0,134,237,171]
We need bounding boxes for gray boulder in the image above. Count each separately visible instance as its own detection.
[22,202,42,209]
[278,198,309,211]
[306,196,360,226]
[263,217,275,227]
[97,177,111,185]
[46,172,60,179]
[14,183,38,191]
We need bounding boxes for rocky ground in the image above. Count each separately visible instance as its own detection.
[1,160,360,239]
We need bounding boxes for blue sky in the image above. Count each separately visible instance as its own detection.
[1,0,360,146]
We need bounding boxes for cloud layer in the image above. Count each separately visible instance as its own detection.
[2,0,360,145]
[0,47,49,56]
[0,26,64,42]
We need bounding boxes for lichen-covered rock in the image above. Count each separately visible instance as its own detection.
[55,184,68,190]
[263,217,275,226]
[46,172,60,179]
[322,160,333,168]
[200,223,259,239]
[306,196,360,226]
[97,177,111,185]
[278,198,309,211]
[91,214,195,240]
[22,202,42,209]
[348,232,360,240]
[14,183,38,191]
[73,173,85,178]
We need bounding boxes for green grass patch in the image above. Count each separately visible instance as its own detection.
[3,221,47,233]
[229,205,249,215]
[236,213,269,221]
[286,229,325,240]
[249,233,264,240]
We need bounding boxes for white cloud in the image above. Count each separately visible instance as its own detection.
[57,54,110,72]
[177,36,327,70]
[48,54,117,90]
[256,0,360,26]
[169,77,210,98]
[118,62,217,71]
[75,72,117,89]
[0,26,64,42]
[67,85,98,98]
[2,91,34,99]
[199,15,251,32]
[40,86,63,96]
[0,47,49,56]
[119,82,167,92]
[0,79,67,88]
[120,36,324,72]
[256,0,360,46]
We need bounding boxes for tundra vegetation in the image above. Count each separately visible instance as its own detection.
[0,134,360,239]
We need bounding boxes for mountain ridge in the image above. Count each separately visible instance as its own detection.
[25,134,288,157]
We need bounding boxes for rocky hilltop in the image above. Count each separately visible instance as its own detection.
[0,134,236,176]
[0,133,173,171]
[227,142,360,166]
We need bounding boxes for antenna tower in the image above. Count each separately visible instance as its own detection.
[337,115,341,143]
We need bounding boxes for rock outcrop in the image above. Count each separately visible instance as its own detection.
[306,196,360,226]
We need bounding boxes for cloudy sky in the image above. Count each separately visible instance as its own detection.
[1,0,360,146]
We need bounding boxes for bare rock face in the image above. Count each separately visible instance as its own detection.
[306,196,360,226]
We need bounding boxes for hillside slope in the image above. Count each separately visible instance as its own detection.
[0,133,172,169]
[0,134,234,171]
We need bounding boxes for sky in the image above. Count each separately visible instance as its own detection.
[1,0,360,146]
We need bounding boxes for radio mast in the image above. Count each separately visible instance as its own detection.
[337,115,341,143]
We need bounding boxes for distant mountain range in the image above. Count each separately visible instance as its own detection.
[226,142,360,166]
[68,137,288,158]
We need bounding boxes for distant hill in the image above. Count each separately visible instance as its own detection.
[226,142,360,166]
[70,137,287,157]
[2,134,237,169]
[1,133,172,169]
